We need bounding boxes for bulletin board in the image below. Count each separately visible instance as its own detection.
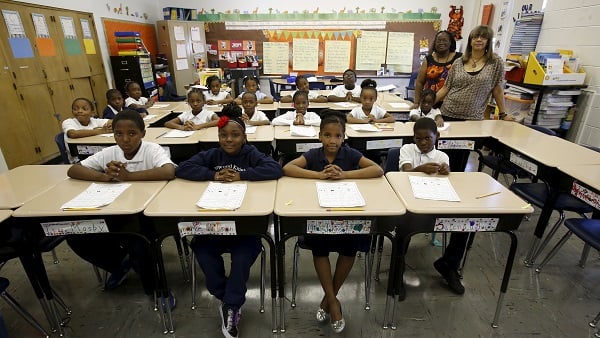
[102,18,158,58]
[204,21,440,75]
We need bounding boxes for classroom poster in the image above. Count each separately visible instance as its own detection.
[173,25,185,40]
[80,19,92,38]
[31,13,49,38]
[59,16,77,39]
[324,40,350,73]
[386,32,414,73]
[190,26,201,41]
[2,10,25,37]
[355,31,387,70]
[292,38,318,71]
[83,39,96,54]
[263,42,289,74]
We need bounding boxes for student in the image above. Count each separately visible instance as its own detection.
[282,110,383,333]
[205,75,233,105]
[397,118,466,296]
[62,97,112,163]
[327,69,362,102]
[175,103,282,338]
[102,89,123,119]
[233,76,273,105]
[164,88,218,130]
[271,91,321,126]
[280,75,327,103]
[346,79,394,124]
[409,88,445,127]
[66,110,175,306]
[124,81,154,116]
[240,92,270,126]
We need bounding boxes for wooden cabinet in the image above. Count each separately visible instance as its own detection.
[156,20,206,96]
[90,74,109,114]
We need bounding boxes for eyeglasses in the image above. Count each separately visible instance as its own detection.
[343,73,355,79]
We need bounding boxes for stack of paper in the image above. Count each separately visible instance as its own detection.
[348,124,380,132]
[408,176,460,202]
[290,125,316,137]
[61,183,131,210]
[316,182,366,208]
[163,130,195,138]
[388,102,412,109]
[151,104,170,109]
[99,133,114,137]
[143,114,157,121]
[245,125,257,134]
[334,102,359,108]
[196,182,247,210]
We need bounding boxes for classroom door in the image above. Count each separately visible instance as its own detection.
[90,74,109,115]
[0,2,46,86]
[26,7,69,82]
[47,79,75,122]
[51,10,90,79]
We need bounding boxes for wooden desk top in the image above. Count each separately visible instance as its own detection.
[205,103,279,113]
[436,121,497,138]
[144,179,277,217]
[345,122,411,138]
[0,210,12,223]
[67,128,205,145]
[0,165,69,209]
[274,176,406,217]
[198,125,274,143]
[559,164,600,190]
[280,90,331,97]
[278,102,330,110]
[143,110,174,125]
[12,179,167,217]
[148,101,188,112]
[274,126,321,140]
[385,172,534,214]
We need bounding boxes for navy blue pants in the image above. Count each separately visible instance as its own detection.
[442,232,470,269]
[192,236,261,308]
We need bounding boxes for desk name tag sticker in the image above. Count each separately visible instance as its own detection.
[41,219,109,236]
[437,140,475,150]
[178,221,236,236]
[306,220,371,234]
[366,139,403,150]
[571,182,600,209]
[76,145,107,155]
[434,218,499,232]
[509,152,538,175]
[296,143,321,152]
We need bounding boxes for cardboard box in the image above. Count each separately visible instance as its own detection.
[524,52,585,86]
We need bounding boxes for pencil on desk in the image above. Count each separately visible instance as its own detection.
[155,131,168,139]
[326,207,364,211]
[475,191,501,199]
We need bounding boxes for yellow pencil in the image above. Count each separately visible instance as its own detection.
[326,207,364,211]
[475,191,501,199]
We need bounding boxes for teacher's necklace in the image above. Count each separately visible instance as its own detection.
[470,53,485,68]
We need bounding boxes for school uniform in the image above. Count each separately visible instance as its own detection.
[301,145,370,257]
[102,105,121,119]
[204,90,230,101]
[408,107,442,120]
[330,84,361,99]
[67,141,174,295]
[125,97,150,115]
[271,110,321,126]
[237,90,268,101]
[348,105,388,120]
[175,144,282,308]
[245,109,270,123]
[177,109,216,125]
[398,143,466,269]
[62,117,110,163]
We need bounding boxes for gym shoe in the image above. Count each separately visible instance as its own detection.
[160,290,177,312]
[433,258,465,295]
[104,257,131,290]
[220,303,240,338]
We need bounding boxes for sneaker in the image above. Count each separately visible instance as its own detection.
[220,303,240,338]
[104,257,131,290]
[433,258,465,295]
[160,290,177,312]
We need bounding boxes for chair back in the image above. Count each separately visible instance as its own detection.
[308,82,325,90]
[405,71,419,102]
[268,79,280,101]
[54,132,69,164]
[384,147,401,173]
[526,124,557,136]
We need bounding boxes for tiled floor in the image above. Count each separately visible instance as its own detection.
[1,157,599,337]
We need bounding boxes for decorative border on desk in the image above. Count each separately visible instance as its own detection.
[572,182,600,210]
[437,140,475,150]
[434,218,499,232]
[306,219,371,234]
[41,219,109,236]
[179,221,237,236]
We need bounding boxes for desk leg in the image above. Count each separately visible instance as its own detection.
[492,231,518,328]
[19,254,60,334]
[260,233,278,333]
[524,189,559,266]
[153,239,175,334]
[383,233,402,329]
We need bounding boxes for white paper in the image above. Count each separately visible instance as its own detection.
[173,25,185,41]
[151,103,170,108]
[388,102,413,109]
[175,58,188,70]
[31,13,49,38]
[408,176,460,202]
[377,84,397,92]
[348,124,380,132]
[290,124,316,137]
[163,130,195,138]
[437,122,450,131]
[245,125,257,134]
[196,182,247,210]
[176,43,187,58]
[192,42,204,53]
[190,26,202,41]
[334,102,359,108]
[59,16,77,39]
[80,18,92,38]
[143,114,157,121]
[99,133,114,137]
[2,10,25,37]
[316,182,366,208]
[61,183,131,209]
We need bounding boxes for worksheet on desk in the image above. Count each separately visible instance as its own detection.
[408,176,460,202]
[316,182,366,207]
[61,183,131,209]
[290,124,316,137]
[196,182,247,210]
[163,130,195,138]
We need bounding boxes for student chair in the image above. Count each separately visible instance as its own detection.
[404,71,419,102]
[54,132,69,165]
[590,308,600,337]
[308,82,326,90]
[290,236,374,310]
[0,277,49,337]
[188,237,266,313]
[268,79,281,102]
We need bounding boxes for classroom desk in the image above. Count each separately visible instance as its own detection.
[273,176,405,332]
[143,179,278,333]
[0,165,69,209]
[271,78,337,92]
[277,102,330,113]
[558,164,600,216]
[345,122,411,152]
[204,103,279,120]
[197,125,275,155]
[145,110,178,128]
[148,101,188,112]
[280,90,331,97]
[384,172,533,329]
[273,125,323,157]
[12,178,170,333]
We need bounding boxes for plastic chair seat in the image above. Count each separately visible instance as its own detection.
[0,277,8,293]
[479,155,520,176]
[510,183,594,213]
[565,219,600,251]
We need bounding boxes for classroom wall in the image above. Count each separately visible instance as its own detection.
[536,0,600,146]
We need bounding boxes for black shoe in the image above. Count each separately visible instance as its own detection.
[220,303,240,338]
[433,258,465,295]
